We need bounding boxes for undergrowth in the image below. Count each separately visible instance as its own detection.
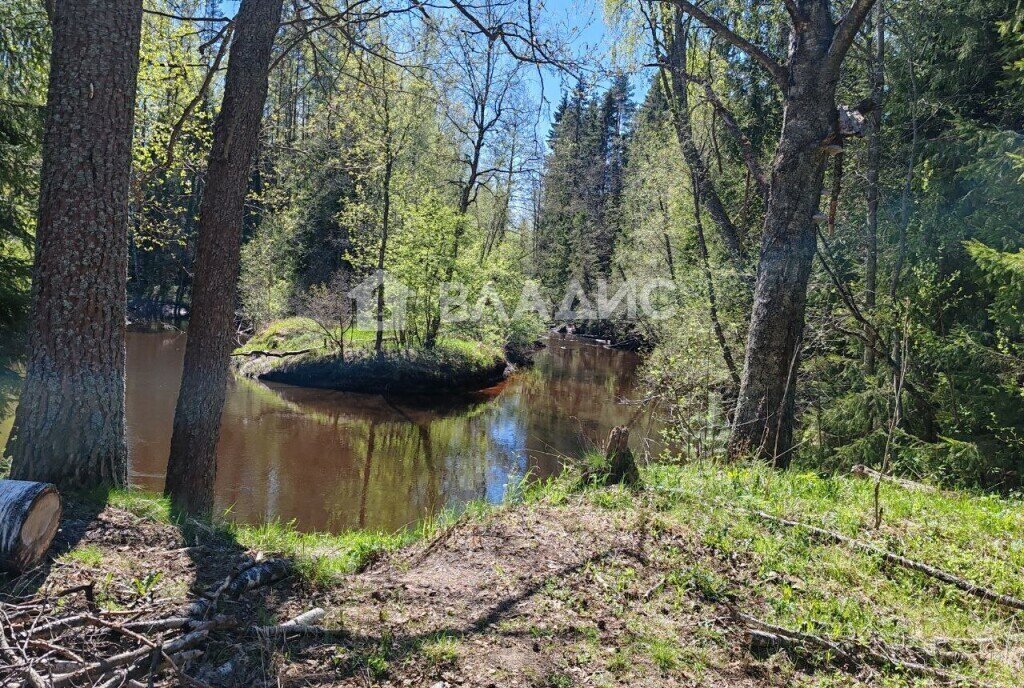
[69,459,1024,685]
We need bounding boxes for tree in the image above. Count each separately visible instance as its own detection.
[164,0,284,516]
[647,5,746,268]
[659,0,877,465]
[863,1,884,376]
[424,1,529,346]
[4,0,143,489]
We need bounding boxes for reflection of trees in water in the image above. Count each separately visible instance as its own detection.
[510,339,656,461]
[119,331,653,533]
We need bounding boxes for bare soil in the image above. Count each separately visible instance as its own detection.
[1,495,846,687]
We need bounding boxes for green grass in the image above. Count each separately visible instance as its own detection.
[59,544,104,567]
[100,488,501,587]
[418,632,461,666]
[631,461,1024,685]
[233,317,329,355]
[226,520,414,586]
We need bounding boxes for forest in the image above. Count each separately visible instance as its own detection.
[1,0,1023,686]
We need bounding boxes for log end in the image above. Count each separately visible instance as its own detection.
[0,480,62,574]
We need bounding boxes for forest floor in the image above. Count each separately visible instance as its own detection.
[3,463,1024,687]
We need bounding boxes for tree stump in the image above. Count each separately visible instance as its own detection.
[0,480,62,573]
[584,426,640,487]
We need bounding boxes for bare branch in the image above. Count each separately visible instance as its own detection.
[661,0,787,88]
[827,0,878,73]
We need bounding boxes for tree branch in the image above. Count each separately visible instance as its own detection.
[827,0,878,73]
[662,0,787,88]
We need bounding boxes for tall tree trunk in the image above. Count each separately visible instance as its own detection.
[164,0,284,516]
[692,175,740,390]
[728,0,874,466]
[659,10,746,268]
[375,154,393,355]
[863,2,884,375]
[5,0,143,489]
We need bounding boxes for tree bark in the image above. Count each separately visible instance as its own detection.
[729,0,876,466]
[164,0,284,516]
[4,0,143,489]
[0,480,61,573]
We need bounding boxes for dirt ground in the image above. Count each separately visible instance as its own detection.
[1,495,856,687]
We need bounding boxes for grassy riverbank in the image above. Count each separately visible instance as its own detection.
[4,463,1023,686]
[233,317,511,394]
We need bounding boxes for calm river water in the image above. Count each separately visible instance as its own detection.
[1,332,656,533]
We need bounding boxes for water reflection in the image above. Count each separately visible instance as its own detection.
[2,332,655,533]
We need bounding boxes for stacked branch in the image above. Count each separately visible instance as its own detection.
[0,557,342,687]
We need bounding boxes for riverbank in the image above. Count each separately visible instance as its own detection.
[233,318,515,394]
[3,463,1023,686]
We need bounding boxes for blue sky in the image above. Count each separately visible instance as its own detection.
[220,0,628,144]
[523,0,614,143]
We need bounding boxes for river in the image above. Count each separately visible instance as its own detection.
[0,332,657,533]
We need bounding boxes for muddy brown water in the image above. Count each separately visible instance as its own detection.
[0,332,657,533]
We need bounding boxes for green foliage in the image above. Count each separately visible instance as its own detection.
[0,0,47,370]
[534,77,634,300]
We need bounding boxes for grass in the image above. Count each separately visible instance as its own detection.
[58,544,103,567]
[418,632,461,666]
[73,458,1024,685]
[521,459,1024,685]
[233,318,508,394]
[631,461,1024,685]
[101,488,500,587]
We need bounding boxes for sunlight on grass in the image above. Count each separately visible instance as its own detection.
[59,544,104,567]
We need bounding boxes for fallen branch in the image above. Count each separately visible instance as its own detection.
[850,464,948,495]
[230,348,315,358]
[253,606,346,638]
[0,614,48,688]
[752,511,1024,612]
[226,558,292,597]
[253,623,347,638]
[736,611,988,685]
[50,629,208,688]
[281,607,325,627]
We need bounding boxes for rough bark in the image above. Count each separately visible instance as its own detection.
[4,0,143,489]
[164,0,284,516]
[729,0,876,465]
[0,480,62,573]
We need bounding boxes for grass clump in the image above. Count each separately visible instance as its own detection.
[227,520,414,585]
[107,488,173,523]
[418,632,461,666]
[59,544,104,567]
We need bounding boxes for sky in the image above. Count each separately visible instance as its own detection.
[520,0,616,143]
[218,0,637,146]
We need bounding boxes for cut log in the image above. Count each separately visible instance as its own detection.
[0,480,62,573]
[226,558,292,597]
